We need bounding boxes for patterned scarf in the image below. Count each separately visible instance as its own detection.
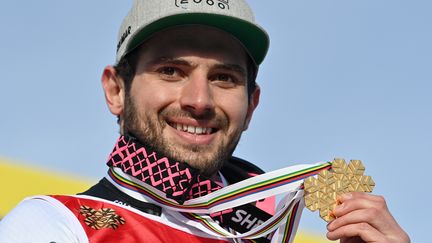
[106,135,222,204]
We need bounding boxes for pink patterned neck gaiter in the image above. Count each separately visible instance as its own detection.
[106,135,222,204]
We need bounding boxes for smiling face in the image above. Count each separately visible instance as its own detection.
[103,26,260,176]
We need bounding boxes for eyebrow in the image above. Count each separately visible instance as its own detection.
[148,57,192,67]
[149,57,247,76]
[213,63,247,77]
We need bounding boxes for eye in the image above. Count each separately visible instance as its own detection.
[157,66,183,81]
[159,67,177,76]
[211,73,236,83]
[210,73,244,88]
[215,74,233,82]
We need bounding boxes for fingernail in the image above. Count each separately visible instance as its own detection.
[326,221,332,230]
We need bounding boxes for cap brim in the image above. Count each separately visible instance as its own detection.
[125,13,269,65]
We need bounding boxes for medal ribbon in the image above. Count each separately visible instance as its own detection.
[106,135,331,242]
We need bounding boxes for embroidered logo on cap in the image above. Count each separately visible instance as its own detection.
[175,0,230,10]
[117,26,132,52]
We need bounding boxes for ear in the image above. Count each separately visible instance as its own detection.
[243,85,260,131]
[101,65,125,116]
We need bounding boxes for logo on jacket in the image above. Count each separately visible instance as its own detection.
[79,205,126,230]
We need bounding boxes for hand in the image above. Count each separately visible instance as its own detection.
[326,192,410,243]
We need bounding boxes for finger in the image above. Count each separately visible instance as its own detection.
[337,192,385,206]
[328,208,381,232]
[327,222,386,242]
[334,193,388,219]
[331,193,406,238]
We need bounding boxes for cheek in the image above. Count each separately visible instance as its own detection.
[215,91,249,127]
[130,76,179,111]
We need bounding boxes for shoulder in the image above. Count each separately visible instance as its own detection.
[0,196,87,243]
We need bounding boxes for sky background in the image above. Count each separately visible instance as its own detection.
[1,1,430,242]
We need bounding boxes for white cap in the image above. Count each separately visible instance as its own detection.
[116,0,269,65]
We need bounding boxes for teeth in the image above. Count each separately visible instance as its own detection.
[172,123,212,135]
[187,125,195,133]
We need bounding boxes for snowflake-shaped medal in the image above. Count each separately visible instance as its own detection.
[304,158,375,222]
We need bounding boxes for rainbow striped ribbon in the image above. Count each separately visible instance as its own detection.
[107,162,331,242]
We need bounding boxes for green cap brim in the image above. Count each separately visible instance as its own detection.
[125,13,269,65]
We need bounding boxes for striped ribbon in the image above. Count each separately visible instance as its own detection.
[107,161,331,242]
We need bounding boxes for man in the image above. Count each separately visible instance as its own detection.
[0,0,409,242]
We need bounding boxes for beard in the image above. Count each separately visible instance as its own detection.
[121,93,244,177]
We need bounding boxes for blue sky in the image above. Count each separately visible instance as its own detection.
[1,1,430,241]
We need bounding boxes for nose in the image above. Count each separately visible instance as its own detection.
[179,73,215,117]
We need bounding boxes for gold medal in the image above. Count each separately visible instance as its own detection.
[304,159,375,222]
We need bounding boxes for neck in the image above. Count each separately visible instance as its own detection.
[106,134,222,204]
